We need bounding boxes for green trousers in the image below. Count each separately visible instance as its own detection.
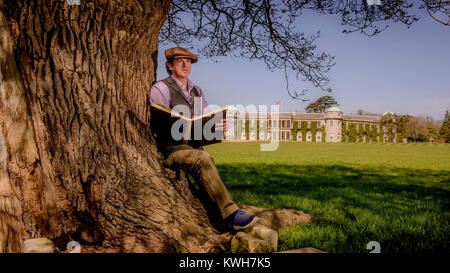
[163,145,239,219]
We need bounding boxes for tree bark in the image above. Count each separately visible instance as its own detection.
[0,0,231,253]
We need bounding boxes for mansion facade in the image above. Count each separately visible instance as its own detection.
[224,107,401,143]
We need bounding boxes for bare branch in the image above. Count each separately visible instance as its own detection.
[160,1,428,100]
[423,0,450,26]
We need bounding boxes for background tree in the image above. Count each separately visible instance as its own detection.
[439,110,450,142]
[427,124,439,141]
[305,96,339,113]
[348,123,357,142]
[396,114,412,141]
[379,113,397,142]
[356,109,381,116]
[404,116,428,142]
[0,0,448,253]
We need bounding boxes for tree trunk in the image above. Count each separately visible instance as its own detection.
[0,0,231,253]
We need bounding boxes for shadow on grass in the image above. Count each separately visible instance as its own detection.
[216,163,450,253]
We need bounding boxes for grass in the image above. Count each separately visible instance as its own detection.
[204,142,450,253]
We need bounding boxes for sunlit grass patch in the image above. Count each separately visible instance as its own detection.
[205,142,450,252]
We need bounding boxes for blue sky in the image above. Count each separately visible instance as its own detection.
[156,7,450,121]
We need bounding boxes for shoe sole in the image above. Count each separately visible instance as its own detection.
[233,216,259,232]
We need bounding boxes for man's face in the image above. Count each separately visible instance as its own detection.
[168,58,192,79]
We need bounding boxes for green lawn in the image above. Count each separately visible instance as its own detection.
[204,142,450,253]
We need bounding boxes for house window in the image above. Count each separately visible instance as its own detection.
[318,121,321,127]
[330,120,334,127]
[307,121,311,127]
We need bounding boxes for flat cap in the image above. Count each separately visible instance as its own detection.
[165,47,198,63]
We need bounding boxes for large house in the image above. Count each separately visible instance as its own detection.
[224,107,401,143]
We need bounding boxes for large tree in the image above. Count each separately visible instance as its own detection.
[0,0,448,253]
[305,96,339,113]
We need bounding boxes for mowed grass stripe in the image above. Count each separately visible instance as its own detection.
[210,142,450,171]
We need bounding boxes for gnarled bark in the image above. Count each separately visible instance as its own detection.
[0,0,232,253]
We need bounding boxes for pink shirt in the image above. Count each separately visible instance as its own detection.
[150,76,209,115]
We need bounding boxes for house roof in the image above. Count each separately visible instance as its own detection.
[326,106,341,112]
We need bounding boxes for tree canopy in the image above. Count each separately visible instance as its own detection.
[305,95,338,113]
[393,114,442,142]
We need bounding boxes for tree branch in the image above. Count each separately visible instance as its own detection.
[160,0,432,100]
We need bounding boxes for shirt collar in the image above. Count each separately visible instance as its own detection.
[171,75,194,92]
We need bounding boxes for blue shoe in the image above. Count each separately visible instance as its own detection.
[230,209,259,231]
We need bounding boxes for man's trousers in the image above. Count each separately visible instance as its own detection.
[162,145,240,219]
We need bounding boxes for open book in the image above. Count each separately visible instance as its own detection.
[150,103,227,147]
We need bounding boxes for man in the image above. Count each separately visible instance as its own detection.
[150,47,258,231]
